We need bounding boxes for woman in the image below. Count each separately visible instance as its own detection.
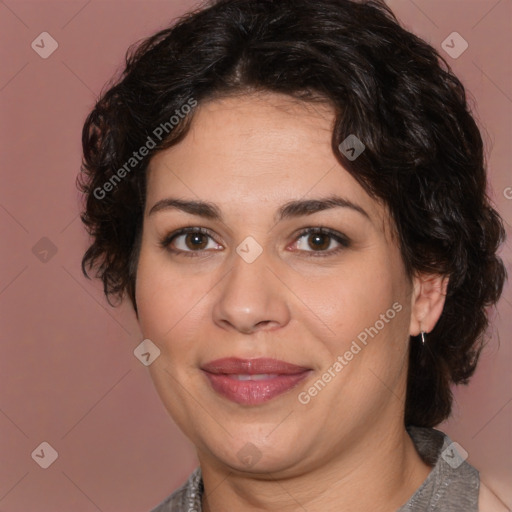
[78,0,509,510]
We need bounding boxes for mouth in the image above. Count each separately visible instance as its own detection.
[201,357,312,405]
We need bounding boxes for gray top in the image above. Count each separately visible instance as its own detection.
[150,426,479,512]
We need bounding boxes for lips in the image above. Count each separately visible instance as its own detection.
[201,358,312,405]
[201,357,310,375]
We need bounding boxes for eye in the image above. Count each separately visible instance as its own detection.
[292,227,350,256]
[160,226,350,258]
[159,227,222,257]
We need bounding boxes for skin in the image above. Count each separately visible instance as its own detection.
[479,481,510,511]
[135,91,451,512]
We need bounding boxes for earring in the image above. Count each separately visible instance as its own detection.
[420,330,426,345]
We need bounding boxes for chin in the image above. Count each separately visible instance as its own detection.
[200,428,309,475]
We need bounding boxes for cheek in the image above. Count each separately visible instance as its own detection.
[135,250,202,413]
[135,247,213,351]
[310,258,399,338]
[301,266,410,423]
[135,249,164,338]
[135,248,183,341]
[305,253,411,389]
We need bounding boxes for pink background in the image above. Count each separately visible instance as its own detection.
[0,1,511,510]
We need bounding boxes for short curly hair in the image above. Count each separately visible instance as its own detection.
[78,0,507,428]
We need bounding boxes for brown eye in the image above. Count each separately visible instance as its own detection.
[307,233,331,251]
[293,227,350,256]
[160,227,222,256]
[184,232,209,250]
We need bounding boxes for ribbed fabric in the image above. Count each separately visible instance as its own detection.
[397,426,479,511]
[150,426,479,512]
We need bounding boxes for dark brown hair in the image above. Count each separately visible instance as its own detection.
[78,0,507,427]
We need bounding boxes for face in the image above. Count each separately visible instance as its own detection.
[135,92,418,476]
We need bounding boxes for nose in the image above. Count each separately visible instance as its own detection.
[212,248,291,334]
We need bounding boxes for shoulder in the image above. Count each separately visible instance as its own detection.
[478,481,510,512]
[150,467,203,512]
[150,486,187,512]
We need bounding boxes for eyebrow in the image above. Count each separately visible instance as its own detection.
[148,195,370,222]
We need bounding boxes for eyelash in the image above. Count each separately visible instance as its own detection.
[159,226,351,258]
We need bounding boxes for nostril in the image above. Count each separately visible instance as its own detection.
[255,320,280,331]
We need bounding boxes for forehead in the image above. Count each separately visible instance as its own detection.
[146,92,390,235]
[149,92,335,175]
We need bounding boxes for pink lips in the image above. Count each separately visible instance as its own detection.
[201,357,311,405]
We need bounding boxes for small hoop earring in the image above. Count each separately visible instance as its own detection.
[420,330,426,345]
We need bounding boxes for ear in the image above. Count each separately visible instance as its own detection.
[409,272,449,336]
